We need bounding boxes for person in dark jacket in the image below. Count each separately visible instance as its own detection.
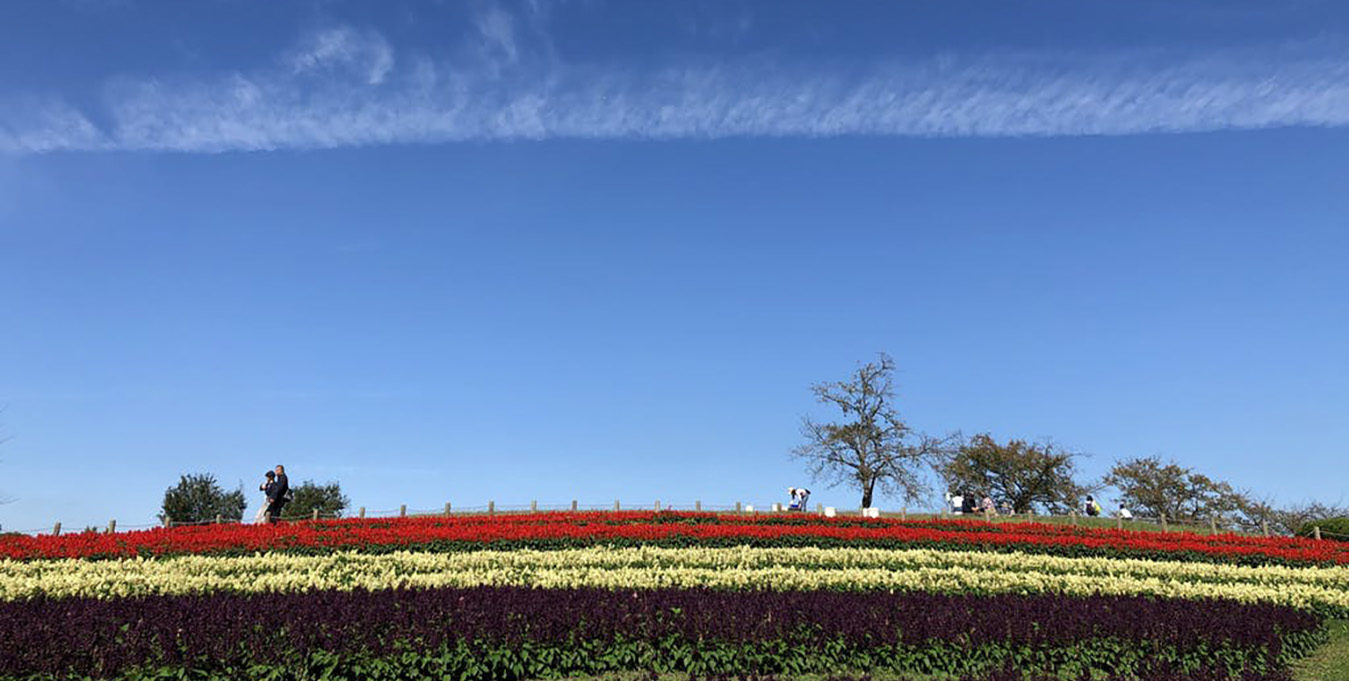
[256,471,276,523]
[960,491,976,515]
[266,464,290,523]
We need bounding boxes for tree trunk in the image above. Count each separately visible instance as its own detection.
[861,480,874,509]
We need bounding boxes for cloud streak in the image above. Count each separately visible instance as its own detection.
[2,26,1347,154]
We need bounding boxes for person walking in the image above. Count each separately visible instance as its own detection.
[255,471,275,524]
[266,464,290,523]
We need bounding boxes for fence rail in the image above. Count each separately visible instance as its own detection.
[7,500,1335,540]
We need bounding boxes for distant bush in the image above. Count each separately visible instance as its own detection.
[160,473,247,524]
[281,480,349,520]
[1297,516,1349,541]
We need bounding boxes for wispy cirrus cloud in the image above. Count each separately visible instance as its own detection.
[1,17,1347,154]
[285,26,394,85]
[0,95,108,152]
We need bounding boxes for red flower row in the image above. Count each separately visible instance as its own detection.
[2,512,1344,565]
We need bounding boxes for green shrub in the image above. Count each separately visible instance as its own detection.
[1297,516,1349,541]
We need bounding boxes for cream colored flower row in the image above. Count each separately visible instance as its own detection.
[3,546,1347,613]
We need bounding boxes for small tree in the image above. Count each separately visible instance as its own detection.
[281,480,350,520]
[792,354,949,508]
[1102,456,1243,525]
[940,434,1092,514]
[160,474,246,524]
[1237,498,1349,536]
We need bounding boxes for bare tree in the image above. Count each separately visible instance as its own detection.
[1235,495,1349,535]
[792,354,949,508]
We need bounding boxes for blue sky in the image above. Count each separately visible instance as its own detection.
[1,1,1347,531]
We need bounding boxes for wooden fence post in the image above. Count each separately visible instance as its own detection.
[901,506,907,521]
[1160,513,1168,532]
[358,506,366,518]
[107,519,116,534]
[444,502,452,517]
[1314,526,1322,540]
[488,501,495,516]
[312,509,319,521]
[695,500,702,512]
[52,522,61,536]
[1116,516,1123,531]
[399,504,407,518]
[530,500,538,513]
[215,514,222,525]
[1070,511,1078,526]
[614,499,621,512]
[1261,520,1269,537]
[1209,517,1218,535]
[655,500,661,511]
[162,516,171,528]
[571,500,578,511]
[735,501,742,514]
[817,503,824,516]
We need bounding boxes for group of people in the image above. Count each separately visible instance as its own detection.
[253,464,290,524]
[947,491,998,515]
[1081,495,1132,519]
[945,491,1132,520]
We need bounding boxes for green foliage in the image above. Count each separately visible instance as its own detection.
[939,434,1089,514]
[37,634,1319,681]
[1293,619,1349,681]
[159,473,247,524]
[281,480,350,520]
[1297,517,1349,542]
[1102,456,1246,525]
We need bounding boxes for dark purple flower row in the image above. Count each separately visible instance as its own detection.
[0,588,1322,679]
[646,671,1296,681]
[648,671,1296,681]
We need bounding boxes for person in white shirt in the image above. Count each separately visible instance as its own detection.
[787,487,811,511]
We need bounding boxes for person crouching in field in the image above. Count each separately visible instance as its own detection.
[787,487,811,512]
[979,493,996,515]
[1084,495,1102,518]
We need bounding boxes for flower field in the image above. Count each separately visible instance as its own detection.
[4,512,1345,565]
[0,512,1341,680]
[5,546,1349,615]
